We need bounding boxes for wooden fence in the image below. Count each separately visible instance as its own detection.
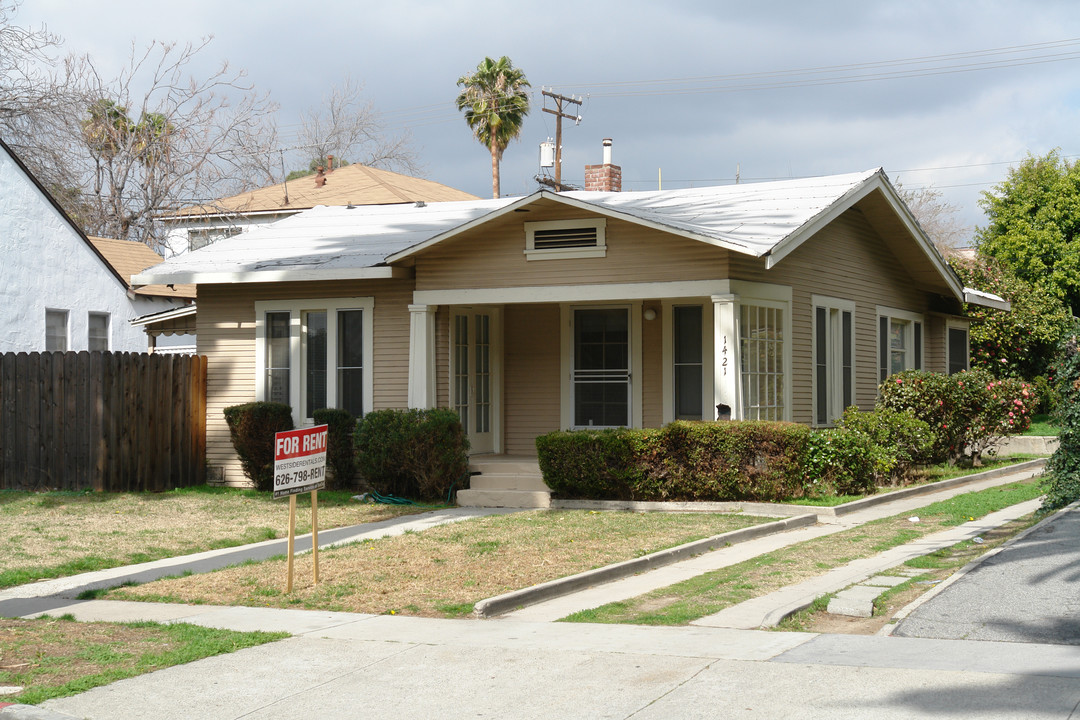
[0,352,207,492]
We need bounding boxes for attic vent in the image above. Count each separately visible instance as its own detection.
[525,218,607,261]
[532,226,598,250]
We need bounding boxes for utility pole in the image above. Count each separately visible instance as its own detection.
[541,88,582,190]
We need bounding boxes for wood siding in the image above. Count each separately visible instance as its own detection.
[414,213,730,291]
[197,279,412,483]
[502,304,561,455]
[642,305,663,428]
[730,208,937,423]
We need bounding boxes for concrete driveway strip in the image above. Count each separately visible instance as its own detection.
[894,502,1080,644]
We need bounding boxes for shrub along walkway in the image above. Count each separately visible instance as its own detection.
[502,461,1046,623]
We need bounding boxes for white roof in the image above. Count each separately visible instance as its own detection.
[134,168,904,286]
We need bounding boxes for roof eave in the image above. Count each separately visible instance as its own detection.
[132,265,412,286]
[764,170,965,303]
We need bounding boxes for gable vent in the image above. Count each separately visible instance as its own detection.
[532,226,598,250]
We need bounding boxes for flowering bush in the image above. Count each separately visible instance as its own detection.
[877,369,1036,465]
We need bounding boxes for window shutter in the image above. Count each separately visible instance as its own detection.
[879,316,888,383]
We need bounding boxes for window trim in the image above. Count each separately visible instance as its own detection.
[524,218,607,261]
[45,309,68,352]
[946,319,970,375]
[811,296,855,427]
[255,297,374,427]
[877,306,924,382]
[88,312,110,352]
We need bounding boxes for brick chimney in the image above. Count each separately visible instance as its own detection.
[584,138,621,192]
[314,166,326,188]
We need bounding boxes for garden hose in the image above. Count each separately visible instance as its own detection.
[369,489,417,505]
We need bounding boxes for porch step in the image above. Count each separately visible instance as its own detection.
[456,488,552,509]
[459,456,551,509]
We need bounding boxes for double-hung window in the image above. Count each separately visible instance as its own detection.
[255,297,374,425]
[812,296,854,426]
[45,309,68,352]
[88,312,110,351]
[878,307,923,383]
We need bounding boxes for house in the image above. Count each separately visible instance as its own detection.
[135,162,1006,503]
[0,136,194,354]
[161,159,480,256]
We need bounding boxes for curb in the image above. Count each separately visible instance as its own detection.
[823,458,1046,518]
[884,497,1080,635]
[0,704,80,720]
[473,513,817,618]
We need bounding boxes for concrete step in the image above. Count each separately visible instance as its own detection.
[469,461,544,476]
[456,488,551,509]
[469,473,550,492]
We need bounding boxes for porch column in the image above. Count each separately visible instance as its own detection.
[408,304,437,409]
[711,294,740,420]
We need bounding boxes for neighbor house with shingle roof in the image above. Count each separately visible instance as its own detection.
[161,160,479,255]
[137,166,1005,502]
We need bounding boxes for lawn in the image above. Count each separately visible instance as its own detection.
[0,615,287,705]
[1023,413,1060,437]
[0,486,436,589]
[103,510,773,617]
[559,478,1044,626]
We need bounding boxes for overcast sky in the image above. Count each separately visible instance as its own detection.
[16,0,1080,235]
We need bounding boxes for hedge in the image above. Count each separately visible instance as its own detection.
[537,421,818,502]
[354,408,470,501]
[312,407,358,490]
[223,402,294,491]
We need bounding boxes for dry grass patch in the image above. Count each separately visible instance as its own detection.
[106,511,772,617]
[0,488,433,588]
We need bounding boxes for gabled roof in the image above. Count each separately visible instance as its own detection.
[0,136,129,292]
[166,163,479,219]
[133,168,985,307]
[88,236,196,299]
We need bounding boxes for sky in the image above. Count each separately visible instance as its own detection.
[15,0,1080,235]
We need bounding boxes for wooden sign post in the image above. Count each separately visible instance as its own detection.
[273,425,328,593]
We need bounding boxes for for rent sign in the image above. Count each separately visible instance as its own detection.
[273,425,328,499]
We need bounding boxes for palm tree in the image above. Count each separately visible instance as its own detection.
[456,56,531,198]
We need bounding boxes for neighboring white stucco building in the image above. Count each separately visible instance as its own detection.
[0,137,193,353]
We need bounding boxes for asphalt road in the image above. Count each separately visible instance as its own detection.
[894,503,1080,645]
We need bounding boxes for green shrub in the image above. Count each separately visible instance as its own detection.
[1043,337,1080,511]
[803,428,877,496]
[354,408,469,502]
[535,428,645,500]
[1030,374,1060,415]
[312,408,358,491]
[536,421,814,502]
[222,402,294,491]
[836,406,935,482]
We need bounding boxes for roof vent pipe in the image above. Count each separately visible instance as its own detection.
[602,138,613,166]
[327,154,335,172]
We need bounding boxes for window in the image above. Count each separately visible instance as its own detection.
[525,219,606,261]
[947,323,969,375]
[740,304,784,420]
[45,309,68,352]
[573,307,630,427]
[188,226,241,252]
[88,312,110,351]
[255,298,374,425]
[878,308,923,383]
[812,297,854,426]
[673,305,703,420]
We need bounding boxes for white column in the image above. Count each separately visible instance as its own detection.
[407,304,437,409]
[711,294,740,420]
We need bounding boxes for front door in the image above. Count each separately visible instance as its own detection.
[452,309,499,453]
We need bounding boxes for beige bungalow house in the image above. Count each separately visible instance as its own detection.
[135,168,1005,505]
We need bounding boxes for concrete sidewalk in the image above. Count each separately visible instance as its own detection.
[21,603,1080,719]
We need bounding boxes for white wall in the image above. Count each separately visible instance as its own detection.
[0,147,182,353]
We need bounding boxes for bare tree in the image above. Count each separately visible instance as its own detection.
[895,180,971,256]
[292,76,420,176]
[41,39,281,251]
